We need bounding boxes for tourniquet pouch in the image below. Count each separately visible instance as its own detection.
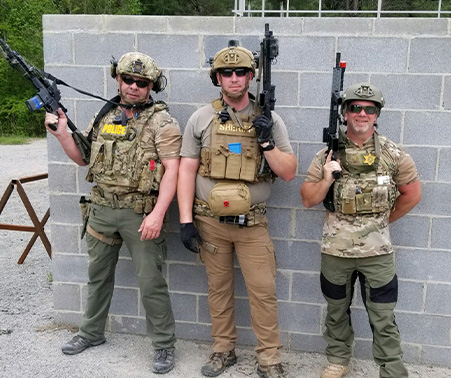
[79,197,91,239]
[137,159,164,193]
[340,181,357,214]
[208,181,250,216]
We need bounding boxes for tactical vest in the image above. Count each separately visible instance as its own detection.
[198,99,270,183]
[86,103,167,194]
[333,130,397,215]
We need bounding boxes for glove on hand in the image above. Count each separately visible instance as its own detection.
[253,115,274,144]
[180,222,203,254]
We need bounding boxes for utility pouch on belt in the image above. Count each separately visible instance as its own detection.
[79,196,91,239]
[208,181,250,216]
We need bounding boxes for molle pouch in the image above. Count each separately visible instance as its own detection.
[356,192,372,213]
[138,159,163,193]
[210,146,228,179]
[79,196,91,239]
[144,197,157,215]
[208,181,251,216]
[372,186,390,213]
[225,153,241,180]
[240,148,258,182]
[134,198,144,214]
[198,148,211,176]
[86,141,105,181]
[341,182,357,214]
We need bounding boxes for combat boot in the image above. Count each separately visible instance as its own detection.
[201,350,237,377]
[321,363,349,378]
[152,348,175,374]
[61,334,106,355]
[257,363,286,378]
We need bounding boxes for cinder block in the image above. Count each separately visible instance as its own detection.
[170,293,197,322]
[304,17,371,36]
[274,239,321,272]
[276,107,327,143]
[51,223,80,254]
[405,112,451,146]
[49,194,82,224]
[169,263,208,293]
[138,34,200,69]
[431,218,451,250]
[339,37,408,73]
[204,35,261,66]
[290,333,326,354]
[421,345,451,367]
[198,295,211,324]
[372,75,442,111]
[167,16,233,35]
[272,71,299,107]
[404,147,437,182]
[173,322,211,342]
[52,253,88,283]
[292,272,322,304]
[267,207,292,238]
[43,33,73,64]
[43,14,103,32]
[438,148,451,182]
[396,312,451,346]
[235,17,304,36]
[267,176,303,208]
[105,15,167,32]
[115,258,139,288]
[425,283,451,316]
[110,315,146,335]
[296,209,325,242]
[390,215,429,248]
[169,70,217,103]
[53,283,81,311]
[410,38,451,73]
[376,110,403,144]
[48,163,77,194]
[396,248,451,282]
[110,287,139,316]
[46,130,74,164]
[167,103,200,133]
[397,280,425,312]
[235,298,251,327]
[374,19,447,36]
[276,270,291,301]
[278,302,322,333]
[415,182,451,216]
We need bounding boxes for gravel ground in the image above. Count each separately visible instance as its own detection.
[0,138,450,378]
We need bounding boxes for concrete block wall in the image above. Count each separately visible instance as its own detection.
[43,15,451,367]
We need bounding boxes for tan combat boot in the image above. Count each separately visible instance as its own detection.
[321,363,350,378]
[201,350,237,377]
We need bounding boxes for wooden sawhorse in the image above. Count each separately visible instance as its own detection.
[0,173,51,264]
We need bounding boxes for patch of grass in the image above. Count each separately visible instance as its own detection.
[0,135,32,145]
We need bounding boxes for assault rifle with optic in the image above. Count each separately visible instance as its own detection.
[322,52,346,211]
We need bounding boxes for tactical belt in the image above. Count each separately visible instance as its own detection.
[90,187,157,214]
[194,198,266,227]
[86,224,122,246]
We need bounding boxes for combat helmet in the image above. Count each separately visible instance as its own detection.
[209,41,256,87]
[341,82,385,115]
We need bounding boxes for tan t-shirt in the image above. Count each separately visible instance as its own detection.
[305,133,419,258]
[181,100,293,204]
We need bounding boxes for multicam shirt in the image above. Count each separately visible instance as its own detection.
[305,132,419,258]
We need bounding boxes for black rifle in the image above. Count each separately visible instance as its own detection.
[322,52,346,211]
[254,23,279,175]
[0,38,91,163]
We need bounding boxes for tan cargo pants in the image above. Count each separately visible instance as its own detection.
[195,215,282,366]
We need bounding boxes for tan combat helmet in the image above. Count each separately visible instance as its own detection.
[341,82,385,116]
[209,41,256,86]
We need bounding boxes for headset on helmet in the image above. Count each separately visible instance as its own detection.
[341,82,385,116]
[208,41,257,87]
[110,52,167,93]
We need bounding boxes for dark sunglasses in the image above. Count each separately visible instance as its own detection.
[219,68,248,77]
[121,75,150,88]
[349,104,378,114]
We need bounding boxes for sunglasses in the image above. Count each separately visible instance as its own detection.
[219,68,248,77]
[121,75,150,88]
[349,104,378,114]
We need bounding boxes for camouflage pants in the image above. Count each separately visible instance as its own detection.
[78,204,176,350]
[320,253,408,378]
[194,215,282,366]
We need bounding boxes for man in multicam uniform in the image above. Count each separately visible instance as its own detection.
[300,82,422,378]
[44,52,181,374]
[177,42,297,378]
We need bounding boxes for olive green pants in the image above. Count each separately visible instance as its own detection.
[195,215,282,367]
[78,204,176,350]
[321,253,408,378]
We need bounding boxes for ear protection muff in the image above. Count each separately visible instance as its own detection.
[110,56,167,93]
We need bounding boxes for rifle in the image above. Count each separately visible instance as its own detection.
[322,52,346,211]
[254,23,279,175]
[0,38,91,163]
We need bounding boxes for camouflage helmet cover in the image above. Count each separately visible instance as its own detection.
[341,82,385,114]
[116,52,161,82]
[211,45,256,74]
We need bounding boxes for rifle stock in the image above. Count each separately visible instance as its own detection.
[322,52,346,211]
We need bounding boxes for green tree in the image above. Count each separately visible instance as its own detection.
[141,0,234,15]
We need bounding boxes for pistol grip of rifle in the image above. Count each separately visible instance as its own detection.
[332,170,340,180]
[48,123,57,131]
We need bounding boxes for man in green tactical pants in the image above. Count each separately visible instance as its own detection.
[45,52,181,374]
[301,83,422,378]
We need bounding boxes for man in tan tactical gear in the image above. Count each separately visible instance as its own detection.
[177,42,297,378]
[45,52,181,374]
[301,82,422,378]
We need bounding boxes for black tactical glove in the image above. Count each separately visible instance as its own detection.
[253,114,274,144]
[180,222,203,254]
